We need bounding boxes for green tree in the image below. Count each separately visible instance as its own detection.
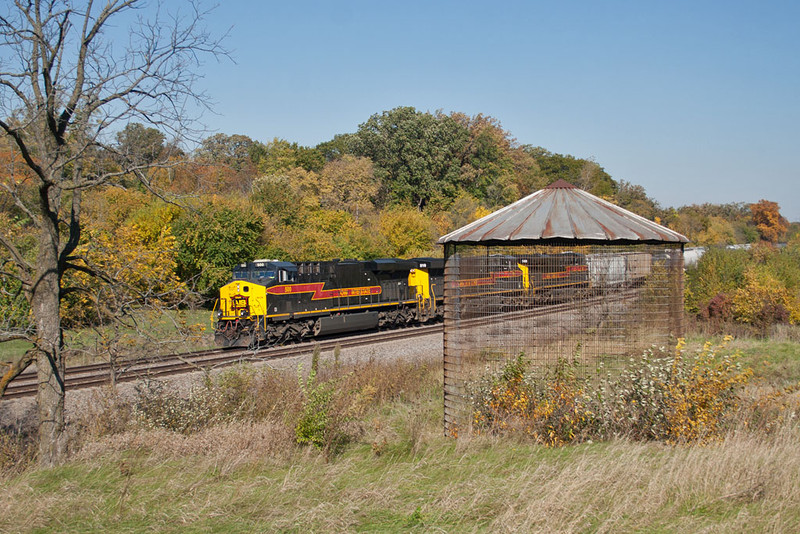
[316,133,358,161]
[351,107,470,210]
[453,113,519,207]
[115,123,166,166]
[195,133,258,172]
[613,181,660,220]
[525,147,617,198]
[173,203,264,299]
[256,138,325,174]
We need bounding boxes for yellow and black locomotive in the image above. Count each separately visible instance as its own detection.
[213,250,649,347]
[213,258,444,347]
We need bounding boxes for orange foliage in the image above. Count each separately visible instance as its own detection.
[750,199,788,243]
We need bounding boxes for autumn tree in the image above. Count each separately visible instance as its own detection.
[255,138,325,175]
[0,0,226,465]
[378,207,438,257]
[316,155,379,220]
[751,199,788,244]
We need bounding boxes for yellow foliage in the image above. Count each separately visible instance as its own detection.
[471,339,752,446]
[664,336,752,444]
[378,207,436,258]
[732,267,799,326]
[63,223,188,325]
[473,206,492,220]
[472,357,591,447]
[750,199,788,243]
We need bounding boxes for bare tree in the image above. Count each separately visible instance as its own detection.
[0,0,227,466]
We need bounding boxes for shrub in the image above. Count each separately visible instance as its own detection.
[132,370,258,434]
[702,292,733,323]
[687,244,800,330]
[471,354,593,446]
[133,380,219,434]
[295,365,338,450]
[685,247,748,315]
[471,338,753,445]
[732,267,798,332]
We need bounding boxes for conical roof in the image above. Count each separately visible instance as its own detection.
[438,180,688,245]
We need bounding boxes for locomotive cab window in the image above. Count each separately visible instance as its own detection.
[279,269,297,283]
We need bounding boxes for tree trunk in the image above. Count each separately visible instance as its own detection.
[32,219,66,467]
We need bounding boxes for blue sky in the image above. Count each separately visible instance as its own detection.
[189,0,799,221]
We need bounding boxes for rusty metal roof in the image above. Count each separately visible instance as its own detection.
[438,180,688,245]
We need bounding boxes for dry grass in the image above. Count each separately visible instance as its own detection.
[76,421,298,473]
[4,422,798,532]
[473,425,800,532]
[1,337,800,532]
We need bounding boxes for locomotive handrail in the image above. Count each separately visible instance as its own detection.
[210,298,219,323]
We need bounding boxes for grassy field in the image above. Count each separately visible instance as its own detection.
[1,333,800,532]
[0,309,215,367]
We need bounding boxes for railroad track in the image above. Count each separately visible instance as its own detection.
[1,323,445,400]
[3,289,638,400]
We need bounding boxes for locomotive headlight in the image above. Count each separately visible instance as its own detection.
[239,310,248,317]
[216,310,223,318]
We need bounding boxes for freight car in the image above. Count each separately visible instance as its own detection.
[586,251,652,287]
[452,252,591,316]
[213,257,444,348]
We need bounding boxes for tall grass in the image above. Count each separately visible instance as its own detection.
[1,337,800,532]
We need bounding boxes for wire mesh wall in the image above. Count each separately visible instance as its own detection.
[442,242,685,433]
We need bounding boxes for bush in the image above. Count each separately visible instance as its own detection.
[133,380,220,434]
[685,247,748,315]
[599,338,752,443]
[471,338,753,445]
[471,354,593,446]
[132,369,259,434]
[732,267,798,332]
[295,365,339,450]
[686,244,800,330]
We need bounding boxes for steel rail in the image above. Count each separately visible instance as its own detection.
[1,324,444,400]
[3,289,638,400]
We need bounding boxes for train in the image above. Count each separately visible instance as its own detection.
[213,257,445,347]
[213,251,654,348]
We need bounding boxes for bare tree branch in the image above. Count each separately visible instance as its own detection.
[0,349,35,398]
[0,232,34,275]
[0,0,229,465]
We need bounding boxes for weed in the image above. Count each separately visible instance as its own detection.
[295,364,339,451]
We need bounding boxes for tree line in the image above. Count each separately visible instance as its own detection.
[4,106,796,309]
